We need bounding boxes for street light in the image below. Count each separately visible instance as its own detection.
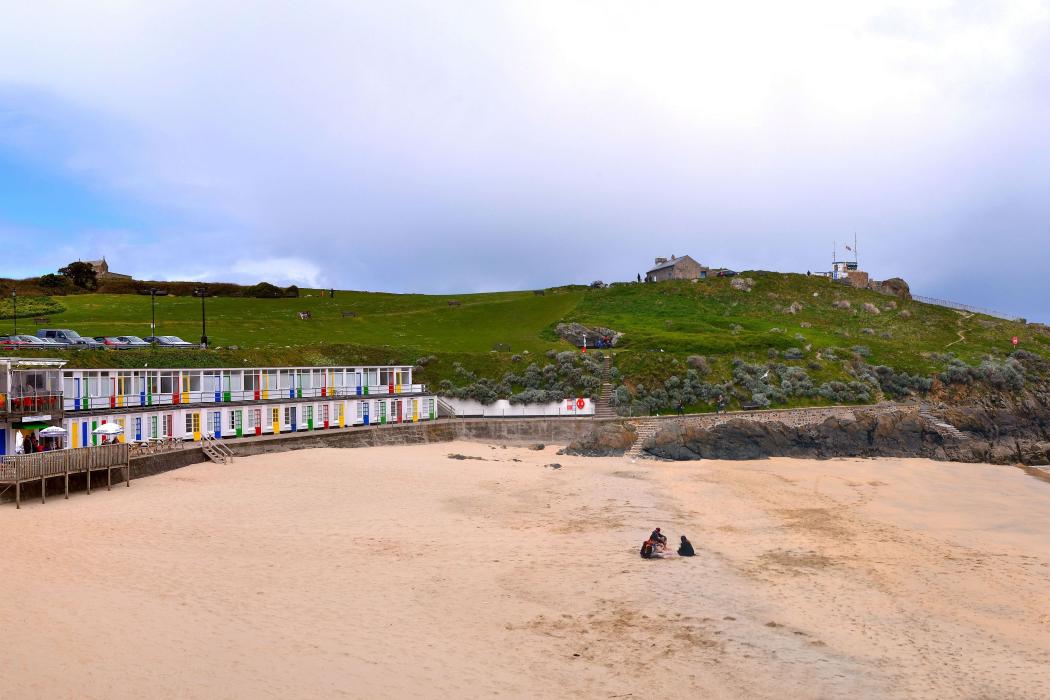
[11,290,16,335]
[150,288,159,345]
[194,286,208,348]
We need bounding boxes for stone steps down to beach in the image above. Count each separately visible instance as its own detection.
[594,355,617,419]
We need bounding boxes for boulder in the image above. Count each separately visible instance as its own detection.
[867,277,912,300]
[563,422,638,457]
[785,301,803,314]
[833,300,851,310]
[863,303,880,314]
[731,277,755,292]
[555,322,623,347]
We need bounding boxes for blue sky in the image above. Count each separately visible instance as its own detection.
[1,1,1049,321]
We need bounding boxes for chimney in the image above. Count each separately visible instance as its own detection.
[655,257,668,265]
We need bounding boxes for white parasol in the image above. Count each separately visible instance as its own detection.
[39,426,68,437]
[92,423,124,436]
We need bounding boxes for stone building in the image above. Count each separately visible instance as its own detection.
[87,257,132,281]
[645,255,709,282]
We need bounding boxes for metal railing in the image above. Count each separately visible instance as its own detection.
[912,295,1024,322]
[63,384,429,412]
[0,393,63,417]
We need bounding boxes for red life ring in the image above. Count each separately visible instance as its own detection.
[576,398,585,409]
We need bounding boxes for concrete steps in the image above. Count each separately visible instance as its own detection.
[919,406,968,441]
[625,418,662,459]
[202,434,235,464]
[595,355,618,418]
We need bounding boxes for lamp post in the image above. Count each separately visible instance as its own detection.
[11,290,16,335]
[150,288,158,345]
[195,287,208,348]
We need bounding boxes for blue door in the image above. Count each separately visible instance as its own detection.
[81,421,88,447]
[212,411,221,437]
[290,407,297,432]
[135,417,142,441]
[74,378,81,411]
[363,402,369,426]
[0,429,6,455]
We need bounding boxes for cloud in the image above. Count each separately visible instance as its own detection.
[0,2,1048,319]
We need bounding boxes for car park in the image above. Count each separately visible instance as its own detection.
[144,335,196,348]
[35,329,104,349]
[0,335,42,348]
[115,335,151,348]
[94,336,131,349]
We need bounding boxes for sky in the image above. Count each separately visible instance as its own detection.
[1,1,1048,321]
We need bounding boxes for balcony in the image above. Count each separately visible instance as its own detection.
[1,393,64,419]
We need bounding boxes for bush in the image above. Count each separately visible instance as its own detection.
[247,282,283,298]
[783,347,804,360]
[686,355,710,374]
[872,365,932,398]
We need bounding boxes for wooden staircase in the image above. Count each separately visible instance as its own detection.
[918,406,968,441]
[595,355,617,419]
[625,418,661,459]
[202,434,235,464]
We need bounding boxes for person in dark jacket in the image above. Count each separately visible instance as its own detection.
[640,540,655,559]
[678,535,695,557]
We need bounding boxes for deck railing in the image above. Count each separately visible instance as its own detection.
[62,384,429,412]
[0,443,129,484]
[0,393,63,417]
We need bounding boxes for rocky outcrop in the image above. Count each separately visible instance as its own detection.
[643,410,958,461]
[556,322,622,347]
[867,277,912,300]
[563,422,637,456]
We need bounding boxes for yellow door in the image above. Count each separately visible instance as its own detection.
[192,413,201,441]
[272,407,280,434]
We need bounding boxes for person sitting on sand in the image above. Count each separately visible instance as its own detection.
[640,540,655,559]
[678,535,695,557]
[650,527,667,549]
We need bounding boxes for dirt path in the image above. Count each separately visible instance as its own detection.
[944,311,974,348]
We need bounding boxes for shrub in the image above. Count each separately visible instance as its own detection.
[686,355,710,375]
[783,347,804,360]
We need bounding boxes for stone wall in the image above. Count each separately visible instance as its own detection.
[630,404,900,432]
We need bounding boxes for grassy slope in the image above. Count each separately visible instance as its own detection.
[5,275,1046,403]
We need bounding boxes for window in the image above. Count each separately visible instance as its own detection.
[306,405,314,422]
[229,411,237,431]
[181,373,201,393]
[322,404,330,423]
[244,372,257,391]
[163,414,173,438]
[150,416,159,439]
[160,372,175,394]
[185,413,200,434]
[284,406,294,424]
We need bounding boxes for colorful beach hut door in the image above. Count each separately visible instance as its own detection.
[396,400,403,423]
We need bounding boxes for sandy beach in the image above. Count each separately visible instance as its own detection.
[2,442,1049,699]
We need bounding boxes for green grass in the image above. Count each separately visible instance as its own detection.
[2,275,1044,403]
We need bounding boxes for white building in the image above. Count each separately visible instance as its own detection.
[1,360,435,454]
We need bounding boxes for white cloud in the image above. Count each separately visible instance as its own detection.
[0,2,1048,318]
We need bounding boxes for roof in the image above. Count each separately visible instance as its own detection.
[646,255,702,274]
[0,358,68,369]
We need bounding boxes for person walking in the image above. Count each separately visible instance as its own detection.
[676,401,684,416]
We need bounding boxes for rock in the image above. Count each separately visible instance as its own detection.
[785,301,803,314]
[447,453,485,461]
[833,300,851,310]
[528,443,545,451]
[884,301,897,311]
[563,422,638,457]
[860,328,875,335]
[556,323,623,347]
[731,277,755,292]
[800,321,812,328]
[899,310,912,319]
[546,463,562,470]
[867,277,912,300]
[863,303,880,314]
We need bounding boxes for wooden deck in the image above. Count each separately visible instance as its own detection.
[0,443,130,508]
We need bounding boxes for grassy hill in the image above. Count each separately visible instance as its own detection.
[5,273,1046,413]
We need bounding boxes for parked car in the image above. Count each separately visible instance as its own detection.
[144,335,196,348]
[716,269,738,277]
[115,335,151,348]
[0,334,41,348]
[35,329,104,348]
[94,336,130,349]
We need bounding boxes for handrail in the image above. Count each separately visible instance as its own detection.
[0,443,129,483]
[63,384,430,412]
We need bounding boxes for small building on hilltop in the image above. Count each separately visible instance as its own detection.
[645,255,709,282]
[87,257,132,281]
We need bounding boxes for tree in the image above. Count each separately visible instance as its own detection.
[58,261,98,290]
[38,273,69,290]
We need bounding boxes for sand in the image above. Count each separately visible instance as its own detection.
[2,442,1049,699]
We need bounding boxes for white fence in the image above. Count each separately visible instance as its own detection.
[443,398,594,418]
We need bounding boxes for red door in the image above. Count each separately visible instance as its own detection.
[396,400,403,423]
